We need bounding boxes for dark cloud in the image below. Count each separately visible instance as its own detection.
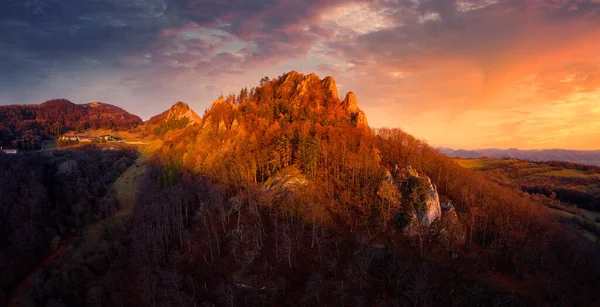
[0,0,356,106]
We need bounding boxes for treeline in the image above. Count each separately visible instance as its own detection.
[543,160,600,173]
[523,185,600,211]
[0,146,135,304]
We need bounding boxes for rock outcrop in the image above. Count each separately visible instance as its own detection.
[263,166,307,195]
[394,165,442,236]
[321,76,339,101]
[342,91,369,129]
[440,201,466,247]
[354,110,369,128]
[342,91,359,113]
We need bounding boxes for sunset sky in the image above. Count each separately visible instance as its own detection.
[1,0,599,149]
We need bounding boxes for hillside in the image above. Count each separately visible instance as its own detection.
[0,99,142,149]
[115,72,598,306]
[441,147,600,166]
[4,72,600,306]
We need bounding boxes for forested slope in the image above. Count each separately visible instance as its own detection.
[0,146,136,305]
[105,72,600,306]
[5,72,600,306]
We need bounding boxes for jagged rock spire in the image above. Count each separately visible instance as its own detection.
[321,76,339,100]
[343,91,359,113]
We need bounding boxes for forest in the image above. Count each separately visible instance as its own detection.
[2,72,600,306]
[0,146,136,305]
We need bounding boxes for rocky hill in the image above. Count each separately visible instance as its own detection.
[135,72,600,305]
[0,99,142,149]
[144,101,201,137]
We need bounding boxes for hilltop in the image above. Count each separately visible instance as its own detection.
[143,101,201,137]
[0,99,142,149]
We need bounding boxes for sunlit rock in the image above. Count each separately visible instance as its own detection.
[342,91,359,113]
[321,76,339,101]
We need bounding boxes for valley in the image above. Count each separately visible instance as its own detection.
[454,157,600,242]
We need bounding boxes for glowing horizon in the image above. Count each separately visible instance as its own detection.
[1,0,599,150]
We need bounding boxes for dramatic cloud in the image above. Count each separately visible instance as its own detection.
[1,0,599,149]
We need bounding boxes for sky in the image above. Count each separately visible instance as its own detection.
[1,0,599,150]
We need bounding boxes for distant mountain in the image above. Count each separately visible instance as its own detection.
[439,147,600,166]
[144,101,201,136]
[0,99,142,149]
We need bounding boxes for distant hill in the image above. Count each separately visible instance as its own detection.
[439,147,600,166]
[144,101,201,137]
[0,99,142,149]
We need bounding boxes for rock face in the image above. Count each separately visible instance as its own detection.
[420,177,441,226]
[440,201,466,247]
[395,165,442,236]
[321,76,339,101]
[354,110,369,128]
[263,166,307,195]
[342,91,370,129]
[342,91,359,113]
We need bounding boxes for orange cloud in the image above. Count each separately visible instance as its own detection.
[317,0,600,149]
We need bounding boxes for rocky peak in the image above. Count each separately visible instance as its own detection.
[354,111,369,129]
[342,91,359,113]
[321,76,339,101]
[277,71,341,104]
[147,101,201,128]
[166,102,201,124]
[295,73,322,97]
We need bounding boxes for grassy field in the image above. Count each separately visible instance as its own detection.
[548,208,599,242]
[454,158,599,178]
[454,158,497,170]
[113,155,149,216]
[535,169,599,178]
[127,139,163,156]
